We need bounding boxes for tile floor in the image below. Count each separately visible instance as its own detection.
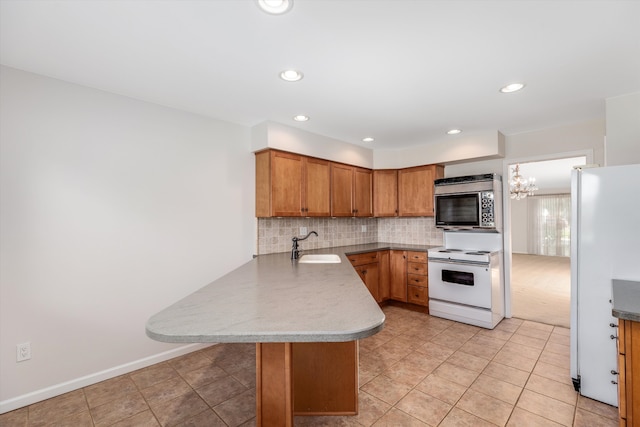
[0,306,619,426]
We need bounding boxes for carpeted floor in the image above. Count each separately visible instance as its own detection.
[510,253,571,328]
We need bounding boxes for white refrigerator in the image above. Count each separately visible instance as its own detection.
[570,163,640,406]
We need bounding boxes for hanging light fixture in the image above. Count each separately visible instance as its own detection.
[509,164,538,200]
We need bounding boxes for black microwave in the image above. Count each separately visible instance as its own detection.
[434,174,502,231]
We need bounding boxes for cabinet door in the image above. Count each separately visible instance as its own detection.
[353,167,372,217]
[304,157,331,216]
[271,151,304,217]
[331,163,354,217]
[398,165,444,217]
[373,170,398,217]
[389,250,407,302]
[378,250,390,302]
[354,263,379,302]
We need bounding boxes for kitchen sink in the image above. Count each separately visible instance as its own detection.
[298,254,342,264]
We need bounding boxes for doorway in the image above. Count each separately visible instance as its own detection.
[504,155,587,327]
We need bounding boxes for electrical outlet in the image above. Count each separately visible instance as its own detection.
[17,342,31,362]
[361,225,367,232]
[300,227,307,236]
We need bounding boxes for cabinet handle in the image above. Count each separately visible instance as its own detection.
[611,335,618,340]
[610,323,618,328]
[611,370,619,375]
[611,381,618,385]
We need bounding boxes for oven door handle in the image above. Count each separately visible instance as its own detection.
[428,258,490,267]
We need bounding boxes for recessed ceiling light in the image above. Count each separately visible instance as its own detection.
[279,69,304,82]
[293,115,309,122]
[500,83,525,93]
[256,0,293,15]
[362,137,375,143]
[447,129,462,135]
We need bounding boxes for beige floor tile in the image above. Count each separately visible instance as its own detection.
[439,407,497,427]
[509,332,547,350]
[395,389,452,426]
[456,389,514,426]
[415,373,467,405]
[27,389,89,425]
[429,331,472,350]
[360,374,413,405]
[169,351,215,376]
[110,410,161,427]
[516,389,575,426]
[149,390,209,426]
[401,351,444,374]
[213,388,256,427]
[548,333,570,346]
[576,395,618,420]
[382,357,432,387]
[538,349,570,369]
[371,408,428,426]
[38,410,94,427]
[446,350,490,372]
[507,407,564,426]
[0,407,27,427]
[531,361,573,386]
[173,408,228,427]
[553,326,571,336]
[141,376,193,406]
[350,391,392,426]
[415,341,457,361]
[458,339,502,360]
[375,340,414,363]
[493,348,537,372]
[476,327,515,341]
[521,320,554,332]
[433,362,480,388]
[182,364,229,389]
[91,391,150,427]
[544,341,570,356]
[524,374,577,405]
[482,361,530,387]
[470,374,523,405]
[573,408,618,427]
[195,375,247,407]
[84,376,139,408]
[514,326,552,341]
[130,362,179,389]
[502,341,543,361]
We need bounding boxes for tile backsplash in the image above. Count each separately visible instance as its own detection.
[257,217,443,255]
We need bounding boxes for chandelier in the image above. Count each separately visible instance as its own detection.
[509,164,538,200]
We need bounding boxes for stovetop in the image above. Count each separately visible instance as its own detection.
[427,247,498,262]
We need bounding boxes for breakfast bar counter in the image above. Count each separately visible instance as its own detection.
[146,244,433,426]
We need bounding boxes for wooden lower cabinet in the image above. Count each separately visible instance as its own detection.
[354,263,379,302]
[618,319,640,426]
[406,251,428,307]
[389,250,407,302]
[378,251,390,301]
[256,341,358,426]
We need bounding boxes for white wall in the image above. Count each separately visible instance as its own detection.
[510,198,529,254]
[0,66,255,412]
[606,92,640,166]
[252,121,374,168]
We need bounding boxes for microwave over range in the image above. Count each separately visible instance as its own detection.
[434,173,502,232]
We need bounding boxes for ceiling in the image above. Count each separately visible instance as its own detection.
[1,0,639,150]
[509,156,586,193]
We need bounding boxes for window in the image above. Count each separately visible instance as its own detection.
[527,194,571,257]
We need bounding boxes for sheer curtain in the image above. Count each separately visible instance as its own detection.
[527,194,571,257]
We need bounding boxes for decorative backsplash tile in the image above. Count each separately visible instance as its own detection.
[257,217,443,255]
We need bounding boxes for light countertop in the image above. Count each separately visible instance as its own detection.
[145,243,437,344]
[612,279,640,322]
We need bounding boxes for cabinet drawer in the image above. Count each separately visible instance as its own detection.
[407,251,427,263]
[407,262,427,276]
[407,285,428,306]
[347,251,379,266]
[407,274,428,286]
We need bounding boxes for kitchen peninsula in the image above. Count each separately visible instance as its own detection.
[146,243,432,426]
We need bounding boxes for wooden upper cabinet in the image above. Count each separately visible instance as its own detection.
[331,163,373,217]
[373,170,398,217]
[398,165,444,217]
[255,150,330,217]
[353,167,372,217]
[304,157,331,217]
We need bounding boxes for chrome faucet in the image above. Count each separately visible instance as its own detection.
[291,231,318,260]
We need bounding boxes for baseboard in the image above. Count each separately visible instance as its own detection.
[0,343,213,414]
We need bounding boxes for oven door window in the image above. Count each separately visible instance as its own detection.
[442,269,474,286]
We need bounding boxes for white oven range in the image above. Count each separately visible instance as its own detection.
[427,247,504,329]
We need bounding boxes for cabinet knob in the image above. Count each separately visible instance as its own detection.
[611,380,618,385]
[610,335,618,340]
[611,370,619,375]
[610,323,618,328]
